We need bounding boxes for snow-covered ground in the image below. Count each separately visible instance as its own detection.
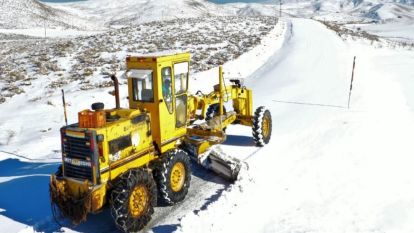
[0,16,277,105]
[177,18,414,233]
[0,28,105,39]
[2,0,414,42]
[0,0,98,30]
[1,1,414,233]
[352,22,414,42]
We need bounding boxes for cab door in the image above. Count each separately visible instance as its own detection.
[158,62,189,148]
[159,66,176,145]
[173,62,189,129]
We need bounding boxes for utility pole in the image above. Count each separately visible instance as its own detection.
[44,18,47,38]
[279,0,282,18]
[347,56,356,109]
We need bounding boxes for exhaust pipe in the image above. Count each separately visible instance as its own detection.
[110,75,120,109]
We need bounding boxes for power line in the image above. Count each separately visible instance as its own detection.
[279,0,282,18]
[272,100,346,109]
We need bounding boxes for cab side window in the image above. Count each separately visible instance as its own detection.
[174,62,189,95]
[161,67,173,113]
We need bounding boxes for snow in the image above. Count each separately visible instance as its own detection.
[0,0,97,30]
[2,0,414,43]
[1,1,414,233]
[0,28,105,39]
[189,19,288,94]
[175,18,414,233]
[48,0,229,26]
[354,22,414,42]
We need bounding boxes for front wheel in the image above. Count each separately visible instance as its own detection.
[205,103,226,121]
[110,168,157,233]
[252,106,272,146]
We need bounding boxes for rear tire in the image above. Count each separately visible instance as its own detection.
[55,165,62,177]
[252,106,272,146]
[153,149,191,205]
[110,169,157,233]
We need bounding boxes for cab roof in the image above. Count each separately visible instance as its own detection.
[127,51,190,63]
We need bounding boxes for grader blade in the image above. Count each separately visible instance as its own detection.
[183,135,244,181]
[207,148,243,181]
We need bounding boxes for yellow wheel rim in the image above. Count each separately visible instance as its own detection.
[262,116,270,138]
[129,185,148,218]
[170,162,186,192]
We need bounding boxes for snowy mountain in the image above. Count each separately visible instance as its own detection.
[360,2,414,21]
[1,0,413,31]
[50,0,229,26]
[0,0,96,30]
[273,0,414,21]
[317,0,414,21]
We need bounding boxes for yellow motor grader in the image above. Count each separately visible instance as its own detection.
[50,52,272,232]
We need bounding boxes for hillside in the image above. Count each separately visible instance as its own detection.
[50,0,229,26]
[0,0,96,30]
[1,0,413,36]
[0,15,278,111]
[273,0,414,21]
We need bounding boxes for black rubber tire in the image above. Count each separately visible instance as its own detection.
[205,103,226,121]
[110,169,157,233]
[252,106,272,146]
[153,149,191,205]
[55,165,63,177]
[91,102,104,111]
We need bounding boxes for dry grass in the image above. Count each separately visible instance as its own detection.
[0,16,278,104]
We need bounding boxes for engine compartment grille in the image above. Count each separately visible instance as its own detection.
[63,135,92,159]
[63,160,93,181]
[62,130,94,182]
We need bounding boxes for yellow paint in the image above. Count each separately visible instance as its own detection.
[170,162,185,192]
[127,53,191,153]
[263,116,270,138]
[129,185,149,217]
[219,65,224,116]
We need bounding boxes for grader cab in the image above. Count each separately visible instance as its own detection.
[50,52,272,232]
